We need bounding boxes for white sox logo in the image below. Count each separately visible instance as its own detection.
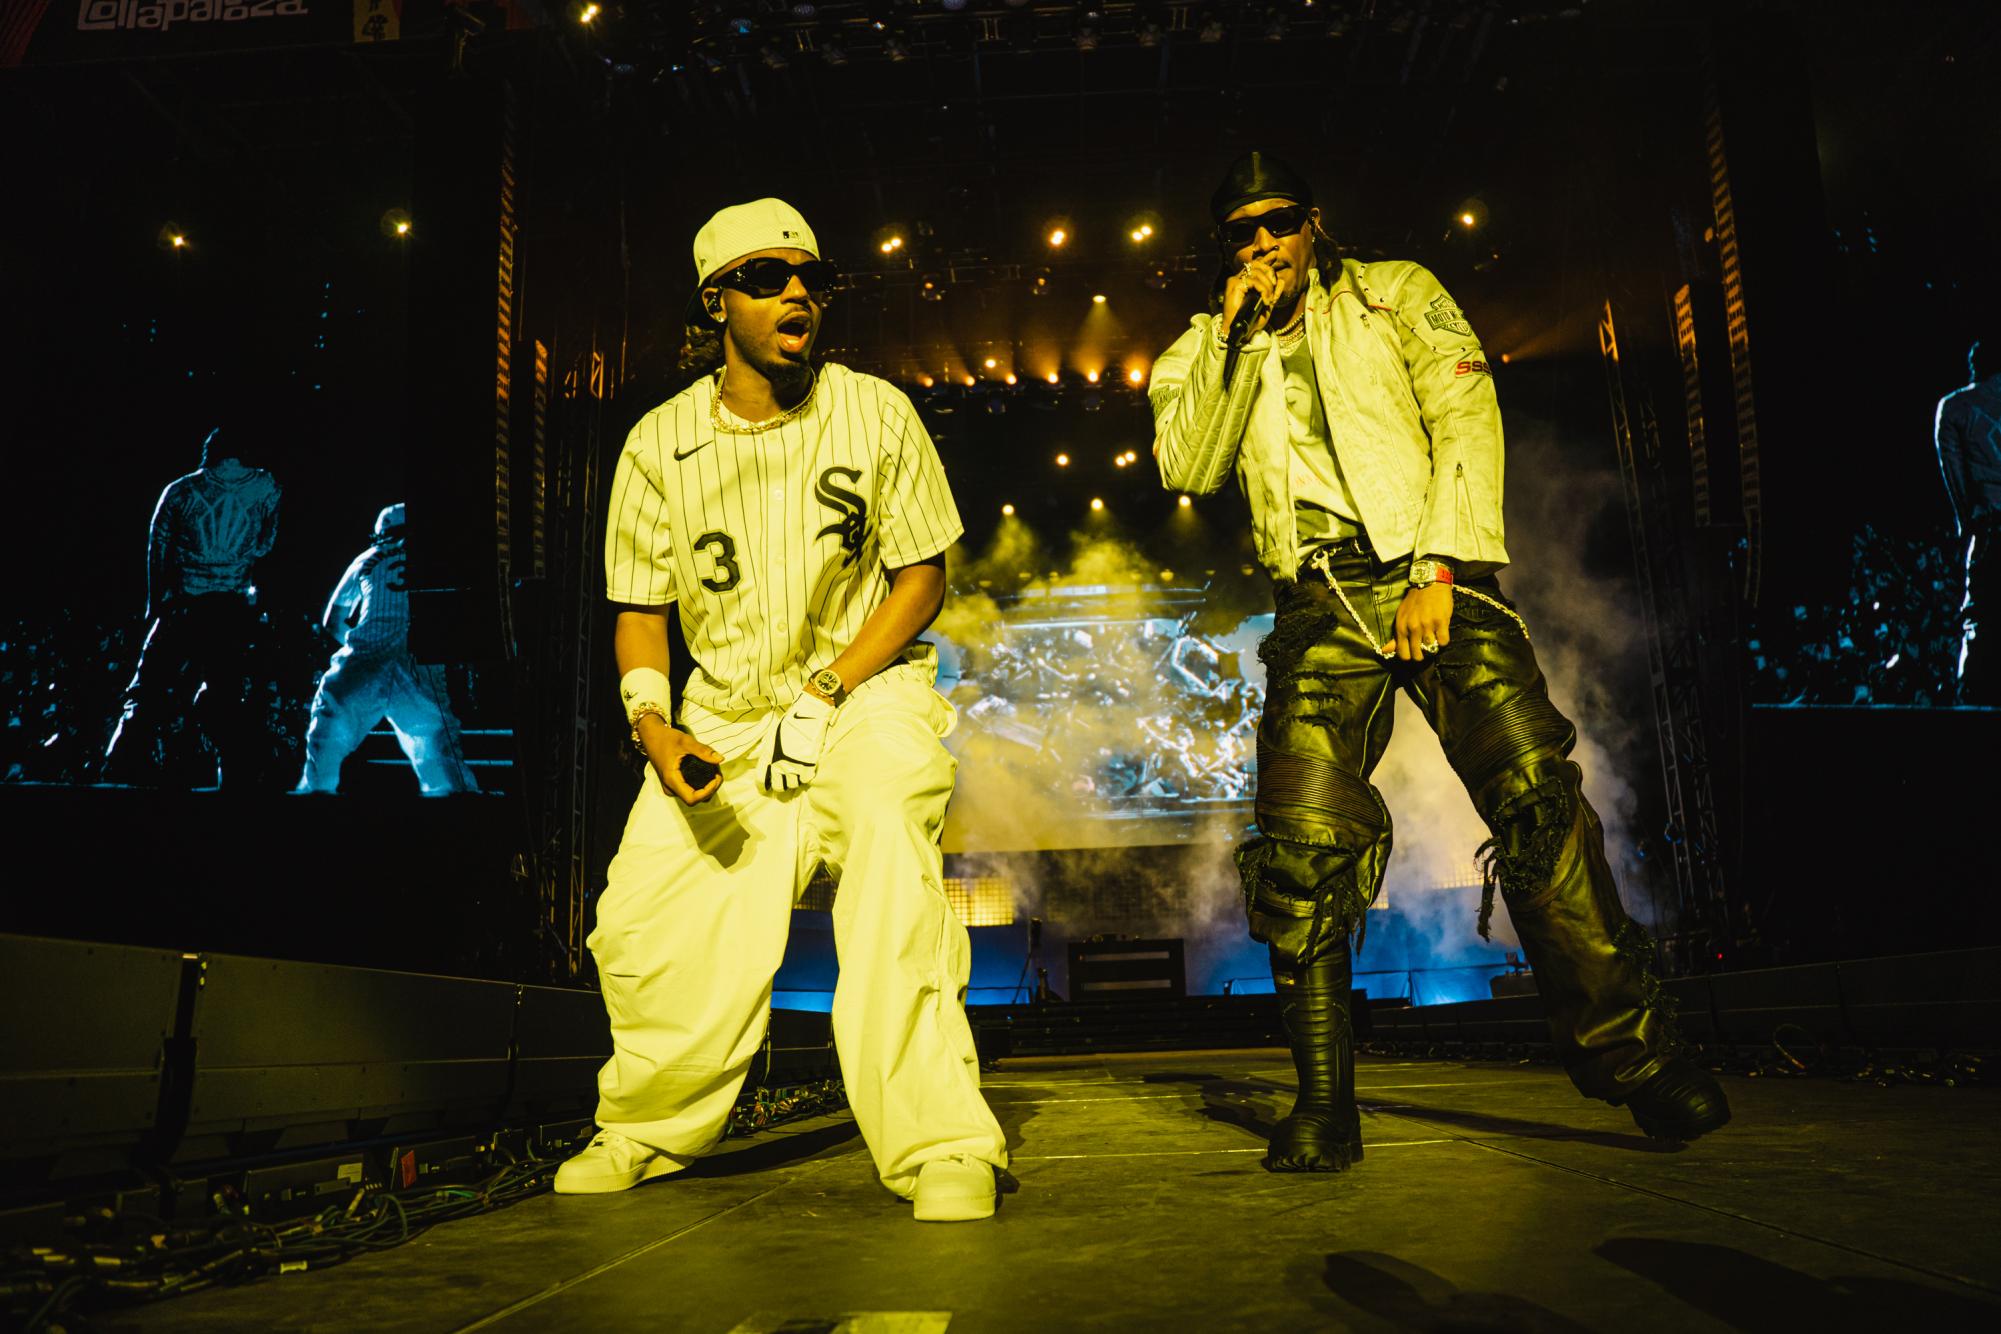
[814,467,867,566]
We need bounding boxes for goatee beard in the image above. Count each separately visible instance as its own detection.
[765,358,813,406]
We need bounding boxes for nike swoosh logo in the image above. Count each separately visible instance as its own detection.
[673,441,710,461]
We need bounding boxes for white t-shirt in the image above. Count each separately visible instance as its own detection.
[605,362,963,756]
[1279,334,1364,547]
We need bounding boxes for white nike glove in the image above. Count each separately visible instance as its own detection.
[759,691,837,793]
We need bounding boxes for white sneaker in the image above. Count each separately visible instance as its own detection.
[552,1129,682,1195]
[911,1155,996,1222]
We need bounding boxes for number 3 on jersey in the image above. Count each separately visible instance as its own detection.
[693,530,742,592]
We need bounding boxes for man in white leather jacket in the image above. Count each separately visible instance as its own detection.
[1151,152,1730,1173]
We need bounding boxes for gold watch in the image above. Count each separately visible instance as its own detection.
[809,668,846,705]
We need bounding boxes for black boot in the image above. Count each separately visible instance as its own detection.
[1619,1056,1732,1142]
[1264,947,1362,1172]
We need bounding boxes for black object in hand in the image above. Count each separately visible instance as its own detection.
[679,754,720,788]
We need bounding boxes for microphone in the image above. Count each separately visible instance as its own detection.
[1227,290,1269,347]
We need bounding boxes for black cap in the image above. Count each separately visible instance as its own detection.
[1210,151,1314,224]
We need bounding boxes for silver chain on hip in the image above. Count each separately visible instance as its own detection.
[1306,547,1531,659]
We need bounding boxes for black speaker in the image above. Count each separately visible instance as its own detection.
[1066,938,1187,1002]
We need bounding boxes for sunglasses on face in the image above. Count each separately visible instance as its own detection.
[1217,205,1311,252]
[712,256,841,303]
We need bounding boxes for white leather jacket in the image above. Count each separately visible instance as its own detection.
[1149,258,1509,580]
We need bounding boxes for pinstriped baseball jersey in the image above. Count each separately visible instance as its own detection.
[605,362,963,757]
[324,539,409,658]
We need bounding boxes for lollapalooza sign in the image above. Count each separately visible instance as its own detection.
[73,0,317,34]
[3,1,545,66]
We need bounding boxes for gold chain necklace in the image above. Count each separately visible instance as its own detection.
[710,368,818,435]
[1273,305,1308,353]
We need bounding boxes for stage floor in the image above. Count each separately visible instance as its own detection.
[103,1051,2000,1332]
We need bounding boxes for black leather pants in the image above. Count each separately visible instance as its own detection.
[1239,552,1673,1100]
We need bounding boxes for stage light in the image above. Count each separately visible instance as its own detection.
[1005,373,1017,385]
[963,374,976,386]
[1127,368,1144,385]
[1092,293,1107,305]
[919,375,935,387]
[1056,453,1070,466]
[1046,371,1060,384]
[1002,503,1015,516]
[578,3,599,24]
[1115,454,1129,468]
[983,357,997,369]
[171,234,186,248]
[1500,352,1511,364]
[1086,370,1100,384]
[1047,226,1069,248]
[395,220,410,235]
[1090,498,1105,511]
[1178,494,1192,508]
[1460,212,1476,227]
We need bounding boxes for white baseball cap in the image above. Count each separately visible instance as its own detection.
[692,197,819,284]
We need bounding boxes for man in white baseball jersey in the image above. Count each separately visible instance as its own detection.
[295,504,479,796]
[557,199,1006,1222]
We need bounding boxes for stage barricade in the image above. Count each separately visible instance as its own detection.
[176,954,521,1160]
[507,983,614,1122]
[1704,961,1847,1051]
[0,935,188,1178]
[1835,947,2001,1052]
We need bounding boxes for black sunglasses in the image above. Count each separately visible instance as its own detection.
[712,256,841,303]
[1217,205,1311,252]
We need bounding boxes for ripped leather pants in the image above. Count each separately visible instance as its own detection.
[1240,552,1672,1101]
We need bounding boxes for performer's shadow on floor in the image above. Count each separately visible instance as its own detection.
[1316,1251,1595,1333]
[1141,1071,1288,1141]
[1374,1100,1678,1154]
[1595,1237,2001,1330]
[1139,1073,1676,1154]
[681,1118,861,1178]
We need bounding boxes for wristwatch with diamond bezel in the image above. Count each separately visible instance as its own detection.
[1408,559,1455,589]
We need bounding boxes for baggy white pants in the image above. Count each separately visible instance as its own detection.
[586,669,1008,1197]
[296,647,478,795]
